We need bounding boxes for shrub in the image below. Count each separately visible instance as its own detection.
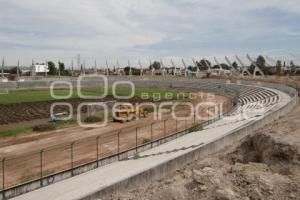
[143,138,151,144]
[84,116,102,123]
[132,153,140,160]
[188,123,204,132]
[32,124,56,132]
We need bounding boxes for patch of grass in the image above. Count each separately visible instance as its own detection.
[0,120,77,138]
[84,116,103,123]
[0,87,189,104]
[132,152,140,160]
[188,123,204,132]
[32,124,56,132]
[142,138,151,144]
[51,119,77,128]
[0,126,33,138]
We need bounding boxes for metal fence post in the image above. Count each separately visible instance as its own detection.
[135,127,138,153]
[164,120,167,136]
[151,123,154,148]
[118,131,121,161]
[2,158,5,199]
[96,136,100,167]
[40,150,44,186]
[194,111,196,124]
[185,118,187,129]
[175,119,178,132]
[71,142,74,176]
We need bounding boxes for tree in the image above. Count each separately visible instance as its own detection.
[196,59,211,70]
[276,60,282,76]
[149,61,161,70]
[256,55,266,68]
[290,61,296,74]
[9,67,22,75]
[48,61,57,75]
[232,62,239,70]
[59,62,65,73]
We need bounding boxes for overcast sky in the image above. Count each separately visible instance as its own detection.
[0,0,300,67]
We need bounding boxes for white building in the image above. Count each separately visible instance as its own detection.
[32,64,49,75]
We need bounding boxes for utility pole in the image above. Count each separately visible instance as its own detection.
[17,59,20,79]
[1,57,4,78]
[106,60,109,76]
[150,59,154,76]
[182,58,188,77]
[71,60,74,76]
[83,60,86,76]
[58,60,61,76]
[139,60,143,76]
[45,60,48,77]
[160,59,165,76]
[94,60,97,74]
[31,59,34,77]
[128,60,132,75]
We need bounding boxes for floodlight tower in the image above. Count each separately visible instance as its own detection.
[192,58,200,77]
[128,60,132,75]
[94,60,97,74]
[116,59,121,76]
[45,60,48,77]
[225,56,237,73]
[150,59,154,76]
[160,59,165,76]
[181,58,188,77]
[77,54,81,73]
[235,55,251,77]
[71,60,74,76]
[105,60,109,76]
[138,60,143,76]
[16,59,20,79]
[170,59,177,77]
[1,57,4,78]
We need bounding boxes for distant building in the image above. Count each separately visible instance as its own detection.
[32,63,49,75]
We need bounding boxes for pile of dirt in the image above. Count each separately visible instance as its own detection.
[106,132,300,200]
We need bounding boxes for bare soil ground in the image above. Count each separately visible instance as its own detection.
[0,93,230,188]
[0,96,157,125]
[106,103,300,200]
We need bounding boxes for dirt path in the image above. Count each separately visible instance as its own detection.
[106,102,300,200]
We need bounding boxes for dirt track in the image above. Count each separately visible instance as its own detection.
[0,96,158,125]
[0,93,230,188]
[107,103,300,200]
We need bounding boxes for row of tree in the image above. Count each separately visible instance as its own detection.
[47,61,71,76]
[146,56,299,76]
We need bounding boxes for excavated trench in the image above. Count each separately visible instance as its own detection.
[227,133,300,175]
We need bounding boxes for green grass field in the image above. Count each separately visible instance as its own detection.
[0,87,186,104]
[0,87,189,138]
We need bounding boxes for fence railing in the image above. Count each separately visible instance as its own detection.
[0,106,233,199]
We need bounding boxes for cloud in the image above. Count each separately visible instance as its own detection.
[0,0,299,66]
